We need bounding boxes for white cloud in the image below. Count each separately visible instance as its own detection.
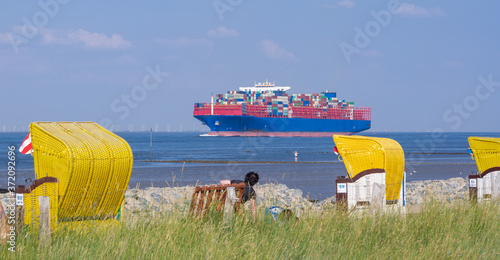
[41,29,70,45]
[338,0,354,8]
[207,26,239,37]
[395,3,444,17]
[154,37,213,48]
[69,30,131,49]
[260,39,297,61]
[41,29,131,49]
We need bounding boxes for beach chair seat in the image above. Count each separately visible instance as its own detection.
[17,122,133,232]
[333,135,406,211]
[468,137,500,202]
[190,183,245,217]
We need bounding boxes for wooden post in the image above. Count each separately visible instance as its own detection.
[15,192,25,237]
[149,128,153,162]
[469,175,479,202]
[38,196,51,244]
[371,183,385,211]
[224,187,238,221]
[335,176,348,212]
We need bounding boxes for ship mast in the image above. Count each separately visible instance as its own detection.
[211,93,214,115]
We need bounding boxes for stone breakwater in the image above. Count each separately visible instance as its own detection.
[123,177,469,215]
[404,177,468,205]
[0,177,469,216]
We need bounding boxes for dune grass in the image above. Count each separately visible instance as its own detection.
[3,201,500,259]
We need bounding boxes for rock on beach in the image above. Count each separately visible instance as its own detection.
[122,177,470,215]
[404,177,468,205]
[0,177,470,217]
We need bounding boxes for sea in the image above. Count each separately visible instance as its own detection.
[1,132,499,200]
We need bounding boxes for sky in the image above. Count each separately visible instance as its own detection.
[1,0,499,132]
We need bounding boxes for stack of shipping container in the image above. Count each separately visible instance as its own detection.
[194,90,369,120]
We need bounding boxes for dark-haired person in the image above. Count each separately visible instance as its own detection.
[220,171,259,217]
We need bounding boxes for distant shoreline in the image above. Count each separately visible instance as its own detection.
[143,159,475,165]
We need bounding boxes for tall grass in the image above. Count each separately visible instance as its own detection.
[3,201,500,259]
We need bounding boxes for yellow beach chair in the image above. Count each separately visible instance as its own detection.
[468,137,500,202]
[16,122,133,232]
[333,135,405,211]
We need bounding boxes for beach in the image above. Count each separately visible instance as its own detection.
[123,177,469,215]
[3,132,493,201]
[1,177,469,217]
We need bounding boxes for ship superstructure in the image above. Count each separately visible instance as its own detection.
[193,80,371,137]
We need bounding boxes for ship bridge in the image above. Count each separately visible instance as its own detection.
[239,79,290,92]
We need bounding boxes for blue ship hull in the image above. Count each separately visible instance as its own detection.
[194,115,371,137]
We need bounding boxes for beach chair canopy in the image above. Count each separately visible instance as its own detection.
[333,135,405,201]
[30,122,133,220]
[468,137,500,176]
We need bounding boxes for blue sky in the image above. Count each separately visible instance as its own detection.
[1,0,499,132]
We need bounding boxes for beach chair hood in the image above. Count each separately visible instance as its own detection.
[333,135,405,202]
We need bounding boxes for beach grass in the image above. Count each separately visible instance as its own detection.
[3,201,500,259]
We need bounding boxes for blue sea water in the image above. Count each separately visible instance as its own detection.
[1,132,499,200]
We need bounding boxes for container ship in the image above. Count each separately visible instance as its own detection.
[193,80,371,137]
